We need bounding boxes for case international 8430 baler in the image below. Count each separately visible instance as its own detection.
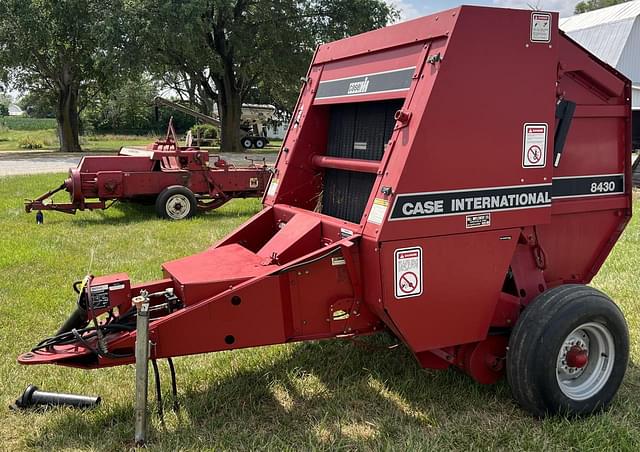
[19,6,634,418]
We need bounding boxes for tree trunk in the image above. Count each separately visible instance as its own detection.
[56,84,82,152]
[216,65,243,153]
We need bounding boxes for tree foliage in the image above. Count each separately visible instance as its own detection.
[82,76,197,133]
[575,0,631,14]
[136,0,398,151]
[0,93,11,116]
[0,1,140,150]
[18,91,56,118]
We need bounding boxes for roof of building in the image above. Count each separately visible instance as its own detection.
[561,1,640,31]
[8,104,23,115]
[560,1,640,88]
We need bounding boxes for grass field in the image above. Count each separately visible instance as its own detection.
[0,128,156,152]
[0,117,57,131]
[0,127,281,153]
[0,174,638,451]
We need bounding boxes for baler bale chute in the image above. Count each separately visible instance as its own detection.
[19,4,634,430]
[24,120,272,220]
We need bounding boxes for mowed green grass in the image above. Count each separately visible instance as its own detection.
[0,128,156,152]
[0,174,639,451]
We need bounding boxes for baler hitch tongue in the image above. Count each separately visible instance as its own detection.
[24,182,77,214]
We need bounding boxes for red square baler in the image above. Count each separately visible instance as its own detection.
[24,121,271,220]
[19,6,633,417]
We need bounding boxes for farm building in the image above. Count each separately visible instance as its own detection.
[560,1,640,150]
[8,104,24,116]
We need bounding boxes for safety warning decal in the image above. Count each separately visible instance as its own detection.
[394,246,423,299]
[266,178,278,197]
[368,198,389,225]
[522,123,547,168]
[531,12,551,43]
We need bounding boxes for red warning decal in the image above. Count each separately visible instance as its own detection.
[522,123,548,168]
[394,246,423,299]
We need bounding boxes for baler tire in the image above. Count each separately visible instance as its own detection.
[155,186,197,220]
[506,284,628,417]
[254,138,266,149]
[241,138,254,149]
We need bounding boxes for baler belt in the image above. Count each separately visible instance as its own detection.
[322,99,402,223]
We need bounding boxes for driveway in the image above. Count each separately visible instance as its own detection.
[0,150,279,177]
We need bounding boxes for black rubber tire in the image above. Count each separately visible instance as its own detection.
[241,138,253,149]
[155,186,197,220]
[506,284,628,417]
[254,138,266,149]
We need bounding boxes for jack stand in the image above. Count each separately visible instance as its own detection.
[133,291,150,447]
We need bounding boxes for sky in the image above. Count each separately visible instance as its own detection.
[386,0,582,20]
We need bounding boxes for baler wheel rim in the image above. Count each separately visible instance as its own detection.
[555,322,615,401]
[166,194,191,219]
[155,186,197,220]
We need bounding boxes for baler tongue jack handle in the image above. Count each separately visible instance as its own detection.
[11,385,100,410]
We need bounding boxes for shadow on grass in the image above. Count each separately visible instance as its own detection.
[58,201,260,226]
[26,335,519,450]
[60,203,157,226]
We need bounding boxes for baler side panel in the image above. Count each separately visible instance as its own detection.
[121,171,195,197]
[374,7,559,241]
[380,229,519,351]
[537,35,632,285]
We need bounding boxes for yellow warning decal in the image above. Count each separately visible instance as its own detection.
[367,198,389,225]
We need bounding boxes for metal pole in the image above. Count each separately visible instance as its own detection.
[133,292,150,447]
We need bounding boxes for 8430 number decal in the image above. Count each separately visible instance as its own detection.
[552,174,624,199]
[590,181,617,193]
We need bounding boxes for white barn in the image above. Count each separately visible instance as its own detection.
[560,1,640,148]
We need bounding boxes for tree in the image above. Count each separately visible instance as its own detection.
[83,76,159,133]
[0,1,139,151]
[18,92,56,118]
[138,0,398,152]
[82,76,197,134]
[0,93,11,117]
[575,0,631,14]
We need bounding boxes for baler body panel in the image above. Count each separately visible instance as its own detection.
[20,6,632,389]
[263,5,631,359]
[379,230,520,351]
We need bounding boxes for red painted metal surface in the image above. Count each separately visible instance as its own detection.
[19,6,632,390]
[24,122,271,216]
